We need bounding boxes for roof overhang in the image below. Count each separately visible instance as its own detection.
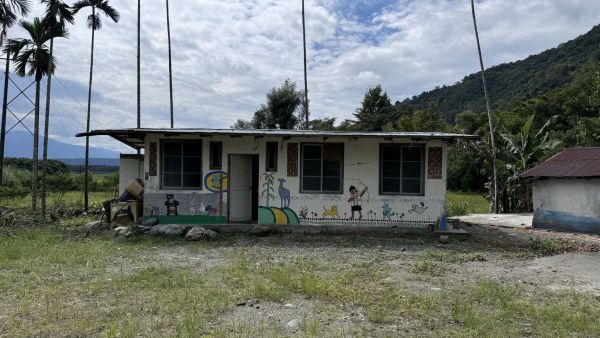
[76,128,480,150]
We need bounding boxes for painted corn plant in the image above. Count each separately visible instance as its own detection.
[261,173,275,207]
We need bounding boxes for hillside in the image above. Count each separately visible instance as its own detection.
[405,24,600,120]
[4,130,119,159]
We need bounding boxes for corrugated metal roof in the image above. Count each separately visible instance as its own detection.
[521,148,600,178]
[76,128,479,149]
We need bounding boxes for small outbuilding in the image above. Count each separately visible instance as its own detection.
[79,128,475,228]
[521,148,600,235]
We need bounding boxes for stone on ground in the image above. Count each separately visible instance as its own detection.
[142,217,159,227]
[85,221,108,233]
[185,226,218,241]
[113,226,129,237]
[151,224,192,236]
[248,225,272,237]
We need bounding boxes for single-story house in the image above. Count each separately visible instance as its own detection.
[521,148,600,235]
[78,128,476,228]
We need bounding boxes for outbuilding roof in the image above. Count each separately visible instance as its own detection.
[521,148,600,179]
[76,128,479,150]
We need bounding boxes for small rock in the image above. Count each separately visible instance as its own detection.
[85,221,108,233]
[286,319,299,330]
[142,217,159,227]
[185,226,219,241]
[248,225,272,237]
[113,226,129,237]
[284,303,294,308]
[151,224,191,236]
[439,235,449,244]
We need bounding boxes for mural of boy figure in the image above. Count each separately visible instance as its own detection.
[347,185,368,220]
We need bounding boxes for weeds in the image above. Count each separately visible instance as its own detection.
[529,236,576,256]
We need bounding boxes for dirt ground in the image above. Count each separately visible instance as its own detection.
[1,221,600,337]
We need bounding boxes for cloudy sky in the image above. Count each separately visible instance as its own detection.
[5,0,600,154]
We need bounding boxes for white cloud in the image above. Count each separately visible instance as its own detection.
[3,0,600,154]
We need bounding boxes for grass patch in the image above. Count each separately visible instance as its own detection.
[1,225,598,336]
[529,236,576,256]
[446,192,489,216]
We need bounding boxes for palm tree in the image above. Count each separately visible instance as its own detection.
[72,0,119,212]
[40,0,74,219]
[470,0,498,213]
[0,0,30,186]
[5,17,67,211]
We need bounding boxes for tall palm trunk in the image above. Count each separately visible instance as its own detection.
[84,6,95,212]
[166,0,173,128]
[471,0,498,213]
[137,0,140,128]
[32,77,41,211]
[41,37,54,219]
[301,0,308,128]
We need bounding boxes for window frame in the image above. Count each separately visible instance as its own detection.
[300,142,344,194]
[160,139,203,190]
[379,143,425,196]
[265,141,278,172]
[209,141,223,170]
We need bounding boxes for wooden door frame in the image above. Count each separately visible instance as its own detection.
[227,154,259,223]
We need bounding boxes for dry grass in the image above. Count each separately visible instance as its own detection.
[0,220,599,337]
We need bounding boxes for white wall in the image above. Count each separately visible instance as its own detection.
[141,133,448,226]
[119,156,144,194]
[533,179,600,218]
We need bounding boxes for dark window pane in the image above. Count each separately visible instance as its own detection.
[381,178,400,193]
[323,177,340,192]
[183,142,202,156]
[266,142,277,171]
[303,159,321,176]
[402,162,421,179]
[164,173,181,187]
[183,174,202,188]
[323,143,343,161]
[164,156,181,172]
[323,160,340,176]
[382,145,401,161]
[183,157,202,172]
[303,145,321,159]
[402,179,421,194]
[302,177,321,191]
[164,143,181,156]
[210,142,222,169]
[382,161,400,178]
[403,147,422,161]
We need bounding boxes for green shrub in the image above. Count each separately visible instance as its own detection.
[0,166,31,198]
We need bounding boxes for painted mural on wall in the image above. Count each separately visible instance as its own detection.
[143,171,229,224]
[257,173,440,227]
[205,171,228,193]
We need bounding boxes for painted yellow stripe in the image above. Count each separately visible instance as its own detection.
[271,208,288,224]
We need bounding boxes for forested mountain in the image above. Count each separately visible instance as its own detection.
[404,24,600,121]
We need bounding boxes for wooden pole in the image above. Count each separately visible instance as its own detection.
[302,0,309,129]
[0,51,9,186]
[166,0,174,128]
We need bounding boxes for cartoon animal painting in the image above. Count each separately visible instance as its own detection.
[144,204,158,216]
[382,202,397,220]
[322,205,340,218]
[299,206,308,219]
[409,202,428,214]
[278,178,291,208]
[205,204,218,216]
[165,194,179,216]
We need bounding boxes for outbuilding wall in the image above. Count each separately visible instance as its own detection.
[532,179,600,234]
[141,133,448,227]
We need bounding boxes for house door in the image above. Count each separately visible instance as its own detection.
[228,154,258,222]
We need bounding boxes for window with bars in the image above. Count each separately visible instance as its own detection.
[161,140,203,189]
[379,144,424,195]
[301,143,343,193]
